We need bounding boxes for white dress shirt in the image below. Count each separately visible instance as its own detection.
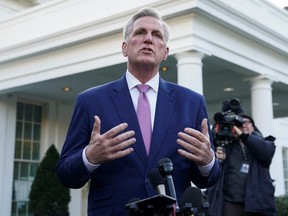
[126,70,158,129]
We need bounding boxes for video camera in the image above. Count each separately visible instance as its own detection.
[212,98,244,146]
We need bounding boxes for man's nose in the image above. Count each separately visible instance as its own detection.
[144,33,153,43]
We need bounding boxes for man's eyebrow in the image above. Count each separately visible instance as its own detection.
[134,27,145,31]
[134,27,162,32]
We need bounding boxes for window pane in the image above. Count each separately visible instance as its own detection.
[15,141,22,159]
[33,124,41,141]
[24,123,32,140]
[29,163,38,180]
[285,170,288,179]
[18,201,27,216]
[32,142,40,160]
[24,104,33,121]
[23,142,31,160]
[16,122,23,139]
[34,106,42,123]
[11,201,17,215]
[13,162,19,180]
[20,163,28,180]
[17,103,24,120]
[284,148,288,158]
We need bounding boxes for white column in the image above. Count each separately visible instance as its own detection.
[69,189,83,216]
[68,182,89,216]
[175,51,205,94]
[0,95,17,216]
[250,75,275,137]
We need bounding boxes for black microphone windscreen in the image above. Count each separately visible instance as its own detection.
[159,158,171,164]
[149,168,164,190]
[158,158,173,176]
[181,187,203,208]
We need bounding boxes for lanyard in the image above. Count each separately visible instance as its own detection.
[239,141,248,161]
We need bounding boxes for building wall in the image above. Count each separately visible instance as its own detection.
[271,117,288,195]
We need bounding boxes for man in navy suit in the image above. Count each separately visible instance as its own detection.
[57,7,221,216]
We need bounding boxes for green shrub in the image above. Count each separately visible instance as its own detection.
[275,194,288,216]
[29,144,70,216]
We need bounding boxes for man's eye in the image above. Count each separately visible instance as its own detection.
[153,33,163,39]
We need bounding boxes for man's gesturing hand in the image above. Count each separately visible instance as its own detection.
[86,116,136,165]
[177,118,213,166]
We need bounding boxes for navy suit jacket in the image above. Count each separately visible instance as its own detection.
[57,75,221,216]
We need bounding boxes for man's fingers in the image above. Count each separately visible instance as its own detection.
[104,122,128,138]
[113,147,134,159]
[112,136,136,152]
[92,116,129,140]
[92,115,101,135]
[201,118,210,140]
[113,130,135,144]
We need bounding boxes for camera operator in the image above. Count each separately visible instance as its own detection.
[207,113,276,216]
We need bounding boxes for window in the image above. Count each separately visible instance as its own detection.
[283,147,288,194]
[12,102,42,216]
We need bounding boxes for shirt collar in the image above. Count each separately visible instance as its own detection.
[126,70,159,93]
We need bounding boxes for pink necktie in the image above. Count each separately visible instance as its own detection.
[136,84,152,155]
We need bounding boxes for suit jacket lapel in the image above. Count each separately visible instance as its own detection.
[111,76,148,165]
[147,78,176,169]
[110,76,176,170]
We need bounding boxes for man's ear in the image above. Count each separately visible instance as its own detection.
[162,47,169,60]
[122,42,127,57]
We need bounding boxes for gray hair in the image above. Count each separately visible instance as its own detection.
[123,7,170,44]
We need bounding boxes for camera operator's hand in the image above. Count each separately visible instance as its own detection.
[216,146,226,161]
[233,125,243,138]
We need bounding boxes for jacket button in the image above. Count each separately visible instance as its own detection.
[145,178,150,184]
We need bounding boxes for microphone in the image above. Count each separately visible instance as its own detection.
[158,158,178,206]
[180,186,203,209]
[149,168,166,195]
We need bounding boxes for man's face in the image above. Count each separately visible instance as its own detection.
[122,16,169,69]
[240,118,254,134]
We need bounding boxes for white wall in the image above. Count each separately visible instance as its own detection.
[271,117,288,196]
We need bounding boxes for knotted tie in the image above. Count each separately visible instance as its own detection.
[136,84,152,155]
